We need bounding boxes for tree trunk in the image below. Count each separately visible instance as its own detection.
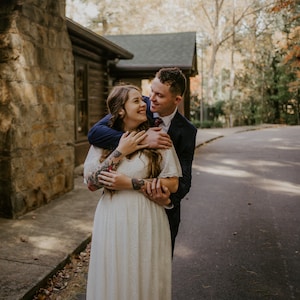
[228,0,236,110]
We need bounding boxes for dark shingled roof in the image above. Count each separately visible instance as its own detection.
[105,32,198,77]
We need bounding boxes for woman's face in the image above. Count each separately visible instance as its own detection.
[122,89,147,131]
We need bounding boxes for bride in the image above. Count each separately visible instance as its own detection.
[84,84,182,300]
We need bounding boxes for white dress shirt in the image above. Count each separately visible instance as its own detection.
[153,109,178,209]
[153,108,177,133]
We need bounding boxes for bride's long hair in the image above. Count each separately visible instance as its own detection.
[100,84,162,178]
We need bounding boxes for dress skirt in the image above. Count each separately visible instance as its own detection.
[84,146,182,300]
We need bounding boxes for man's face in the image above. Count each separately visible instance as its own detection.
[149,77,181,117]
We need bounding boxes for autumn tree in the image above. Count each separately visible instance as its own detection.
[66,0,299,125]
[221,0,299,125]
[193,0,269,106]
[269,0,299,124]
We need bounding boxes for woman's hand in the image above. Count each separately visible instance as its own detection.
[98,170,132,190]
[116,131,149,156]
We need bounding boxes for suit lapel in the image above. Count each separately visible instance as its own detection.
[168,112,183,145]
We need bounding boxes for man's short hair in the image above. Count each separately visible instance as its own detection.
[156,67,186,96]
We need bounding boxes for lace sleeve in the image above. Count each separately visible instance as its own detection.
[83,146,103,187]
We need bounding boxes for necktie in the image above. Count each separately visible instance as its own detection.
[154,117,163,127]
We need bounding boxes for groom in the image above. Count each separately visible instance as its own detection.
[88,67,197,254]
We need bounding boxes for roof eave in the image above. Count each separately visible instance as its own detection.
[66,18,133,59]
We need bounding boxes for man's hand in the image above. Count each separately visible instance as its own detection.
[142,178,171,206]
[143,128,172,149]
[117,131,149,156]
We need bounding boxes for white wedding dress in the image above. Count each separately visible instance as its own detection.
[84,145,182,300]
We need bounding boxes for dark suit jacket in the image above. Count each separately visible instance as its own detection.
[167,111,197,207]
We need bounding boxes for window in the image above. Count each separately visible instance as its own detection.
[75,61,88,141]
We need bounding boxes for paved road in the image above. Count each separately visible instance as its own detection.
[172,126,300,300]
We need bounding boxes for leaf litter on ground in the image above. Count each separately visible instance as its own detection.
[33,242,91,300]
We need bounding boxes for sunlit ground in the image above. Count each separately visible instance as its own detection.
[193,160,300,196]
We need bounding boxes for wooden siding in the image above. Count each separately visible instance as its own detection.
[71,47,109,166]
[88,61,109,127]
[67,19,133,166]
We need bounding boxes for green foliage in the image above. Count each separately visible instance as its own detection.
[226,30,299,126]
[191,119,223,129]
[214,100,226,118]
[190,93,201,122]
[190,97,226,128]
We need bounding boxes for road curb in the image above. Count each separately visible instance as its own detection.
[196,135,224,148]
[22,236,92,300]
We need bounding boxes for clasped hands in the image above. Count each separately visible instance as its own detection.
[141,178,172,206]
[98,171,171,207]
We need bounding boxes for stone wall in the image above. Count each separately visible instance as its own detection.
[0,0,75,218]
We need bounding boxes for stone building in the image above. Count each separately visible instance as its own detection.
[0,0,131,218]
[0,1,75,219]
